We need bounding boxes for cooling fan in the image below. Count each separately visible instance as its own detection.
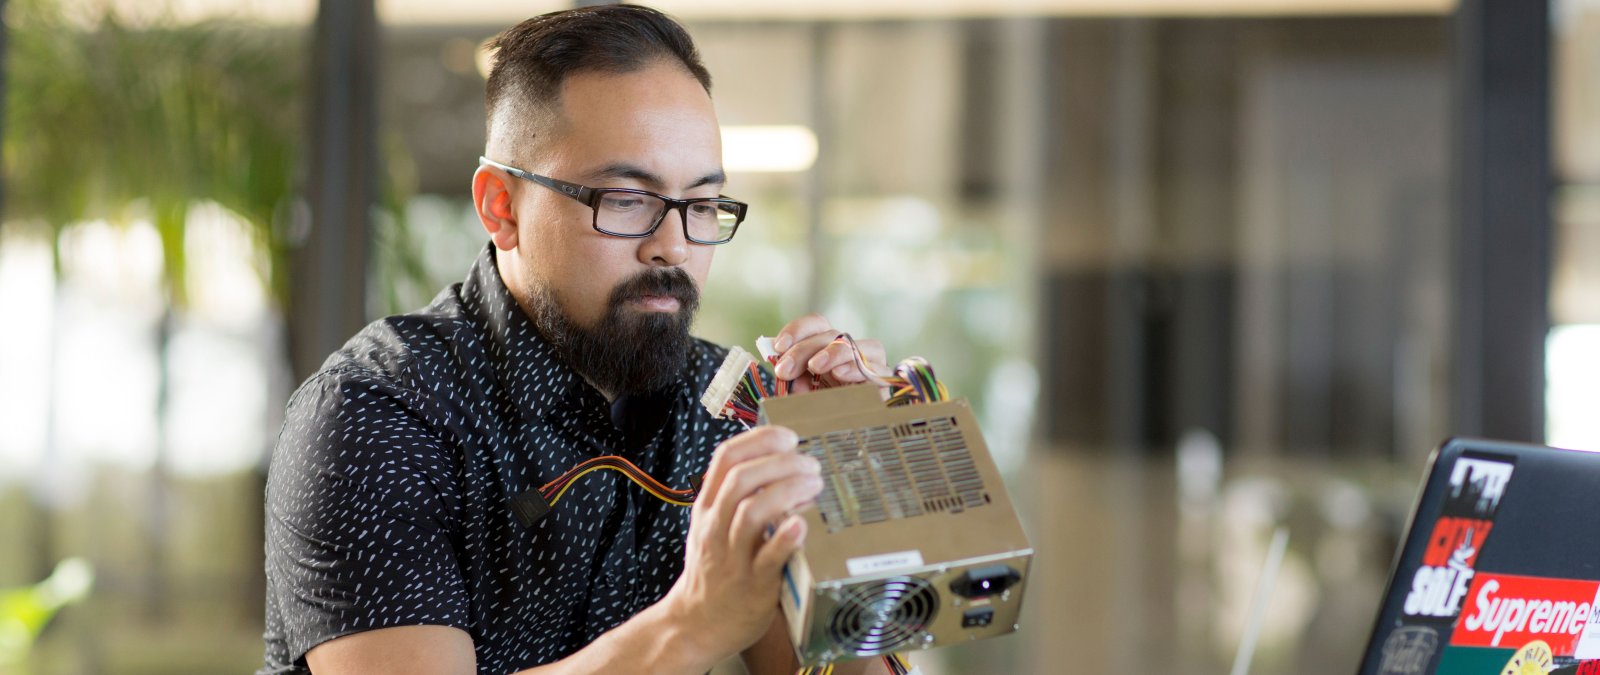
[825,576,939,654]
[758,384,1034,667]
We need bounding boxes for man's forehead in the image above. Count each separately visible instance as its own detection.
[547,67,724,191]
[557,64,713,119]
[577,161,726,192]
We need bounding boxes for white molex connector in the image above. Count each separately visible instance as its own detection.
[700,345,757,419]
[755,335,779,362]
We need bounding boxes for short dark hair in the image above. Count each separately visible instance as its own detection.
[484,5,712,151]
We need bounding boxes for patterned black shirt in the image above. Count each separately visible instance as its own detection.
[259,245,744,674]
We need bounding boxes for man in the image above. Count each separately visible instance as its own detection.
[260,5,894,675]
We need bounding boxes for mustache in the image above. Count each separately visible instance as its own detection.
[609,267,700,309]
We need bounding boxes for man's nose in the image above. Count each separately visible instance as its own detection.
[639,206,690,267]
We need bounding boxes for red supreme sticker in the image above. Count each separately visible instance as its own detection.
[1452,573,1600,655]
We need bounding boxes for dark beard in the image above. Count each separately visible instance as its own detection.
[529,267,700,398]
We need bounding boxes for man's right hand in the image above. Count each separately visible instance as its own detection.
[664,425,823,658]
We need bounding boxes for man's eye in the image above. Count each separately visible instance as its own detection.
[688,203,718,217]
[601,196,645,211]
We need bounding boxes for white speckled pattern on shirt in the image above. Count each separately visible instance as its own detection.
[259,244,746,674]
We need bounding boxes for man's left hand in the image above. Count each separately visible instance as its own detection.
[769,314,887,394]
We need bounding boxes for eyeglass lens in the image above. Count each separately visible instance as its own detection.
[595,192,740,243]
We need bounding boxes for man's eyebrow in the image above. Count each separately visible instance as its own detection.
[586,163,727,192]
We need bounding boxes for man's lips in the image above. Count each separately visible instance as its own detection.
[627,294,682,312]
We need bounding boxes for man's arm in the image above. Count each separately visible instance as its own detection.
[308,613,894,675]
[307,425,822,675]
[306,600,714,674]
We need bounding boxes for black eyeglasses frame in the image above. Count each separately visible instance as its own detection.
[478,156,748,245]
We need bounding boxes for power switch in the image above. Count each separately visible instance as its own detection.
[961,606,995,628]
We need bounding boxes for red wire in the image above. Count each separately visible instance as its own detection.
[540,456,695,498]
[747,362,769,398]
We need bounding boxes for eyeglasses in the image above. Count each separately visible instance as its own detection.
[479,156,749,245]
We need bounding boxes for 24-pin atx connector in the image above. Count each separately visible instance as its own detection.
[700,345,758,420]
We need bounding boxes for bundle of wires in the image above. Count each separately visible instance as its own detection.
[813,334,948,407]
[884,356,946,406]
[882,652,913,674]
[716,359,770,427]
[796,653,913,675]
[539,455,697,508]
[706,332,951,427]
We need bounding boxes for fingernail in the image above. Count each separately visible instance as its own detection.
[832,364,852,378]
[774,334,792,352]
[803,456,821,473]
[778,427,799,446]
[777,357,795,378]
[807,353,829,372]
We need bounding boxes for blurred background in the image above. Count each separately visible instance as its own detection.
[0,0,1595,672]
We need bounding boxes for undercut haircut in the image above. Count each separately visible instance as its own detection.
[484,4,712,159]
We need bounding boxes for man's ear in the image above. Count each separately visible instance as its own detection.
[473,166,519,251]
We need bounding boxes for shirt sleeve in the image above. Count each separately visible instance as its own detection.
[264,368,470,665]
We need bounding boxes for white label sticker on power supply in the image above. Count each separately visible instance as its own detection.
[845,550,925,576]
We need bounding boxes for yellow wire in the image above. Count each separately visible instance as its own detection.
[547,465,695,507]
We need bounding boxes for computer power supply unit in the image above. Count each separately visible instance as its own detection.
[759,385,1034,666]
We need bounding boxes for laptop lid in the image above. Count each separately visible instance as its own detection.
[1359,438,1600,675]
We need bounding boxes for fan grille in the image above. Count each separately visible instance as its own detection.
[825,576,939,656]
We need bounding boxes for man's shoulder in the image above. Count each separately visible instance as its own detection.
[276,284,501,453]
[271,307,472,502]
[312,284,482,391]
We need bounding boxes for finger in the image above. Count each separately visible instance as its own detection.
[709,455,816,540]
[729,471,823,554]
[753,514,808,576]
[697,426,797,513]
[713,451,818,524]
[772,313,833,354]
[808,340,876,382]
[855,339,888,371]
[774,332,839,380]
[831,357,893,384]
[788,374,819,394]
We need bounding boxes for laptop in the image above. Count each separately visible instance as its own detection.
[1358,438,1600,675]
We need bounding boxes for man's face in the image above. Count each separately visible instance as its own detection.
[490,60,725,396]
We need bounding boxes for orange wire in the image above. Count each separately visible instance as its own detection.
[546,465,694,506]
[747,362,769,398]
[542,456,695,498]
[540,456,613,491]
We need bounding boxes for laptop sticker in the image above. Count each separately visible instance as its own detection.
[1401,454,1518,625]
[1501,640,1555,675]
[1376,625,1440,675]
[1450,573,1597,654]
